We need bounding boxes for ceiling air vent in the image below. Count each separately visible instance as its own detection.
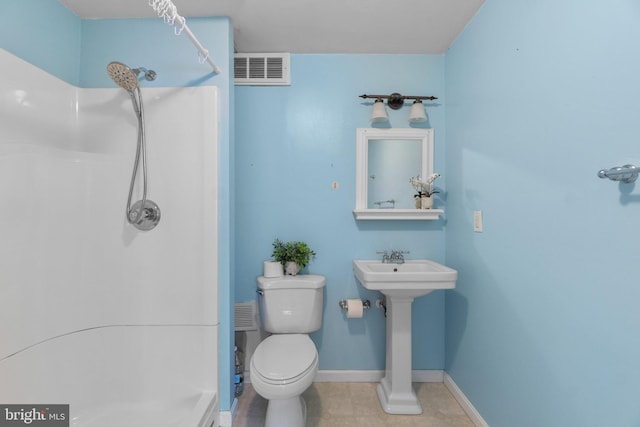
[234,53,290,86]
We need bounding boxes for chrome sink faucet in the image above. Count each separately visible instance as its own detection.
[377,250,409,264]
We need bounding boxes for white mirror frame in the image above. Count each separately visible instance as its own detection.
[354,128,443,220]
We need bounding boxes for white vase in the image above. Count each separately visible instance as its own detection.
[420,195,434,209]
[285,261,300,276]
[414,196,421,209]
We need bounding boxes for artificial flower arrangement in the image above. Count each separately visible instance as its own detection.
[409,173,440,197]
[409,173,440,209]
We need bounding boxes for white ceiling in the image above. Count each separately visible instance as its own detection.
[58,0,484,54]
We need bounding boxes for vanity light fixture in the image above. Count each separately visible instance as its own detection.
[408,100,428,123]
[370,99,389,122]
[360,93,437,123]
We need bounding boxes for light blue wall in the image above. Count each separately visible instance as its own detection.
[2,3,235,411]
[445,1,640,426]
[235,54,448,370]
[0,0,81,85]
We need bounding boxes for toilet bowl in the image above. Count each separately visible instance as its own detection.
[250,275,325,427]
[250,334,318,427]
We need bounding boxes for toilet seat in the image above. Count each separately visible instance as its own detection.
[252,334,318,385]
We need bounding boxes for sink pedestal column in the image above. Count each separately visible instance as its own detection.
[376,294,422,414]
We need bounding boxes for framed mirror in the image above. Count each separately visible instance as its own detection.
[354,128,443,220]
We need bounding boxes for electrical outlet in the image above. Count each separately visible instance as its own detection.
[473,210,483,232]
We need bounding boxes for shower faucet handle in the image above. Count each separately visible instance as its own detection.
[128,200,161,231]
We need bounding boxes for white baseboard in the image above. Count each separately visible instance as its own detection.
[314,369,384,382]
[218,411,231,427]
[218,398,237,427]
[444,373,489,427]
[314,369,444,383]
[244,369,445,384]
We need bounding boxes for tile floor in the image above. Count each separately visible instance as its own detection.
[234,382,475,427]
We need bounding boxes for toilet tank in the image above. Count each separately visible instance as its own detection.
[257,275,325,333]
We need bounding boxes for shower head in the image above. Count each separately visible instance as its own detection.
[107,62,139,92]
[107,62,156,92]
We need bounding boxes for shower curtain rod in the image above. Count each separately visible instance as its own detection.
[149,0,221,74]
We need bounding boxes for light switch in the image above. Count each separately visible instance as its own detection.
[473,210,483,232]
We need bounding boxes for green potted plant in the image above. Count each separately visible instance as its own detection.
[271,238,316,276]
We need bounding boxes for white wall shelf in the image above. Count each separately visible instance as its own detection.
[353,209,444,220]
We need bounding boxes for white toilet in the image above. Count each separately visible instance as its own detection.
[250,274,325,427]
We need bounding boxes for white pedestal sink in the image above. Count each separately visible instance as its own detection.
[353,259,457,415]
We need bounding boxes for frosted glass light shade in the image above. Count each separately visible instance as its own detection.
[408,100,427,123]
[370,99,388,122]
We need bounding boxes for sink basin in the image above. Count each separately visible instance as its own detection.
[352,258,458,415]
[353,259,457,297]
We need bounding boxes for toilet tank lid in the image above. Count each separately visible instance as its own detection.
[257,274,326,290]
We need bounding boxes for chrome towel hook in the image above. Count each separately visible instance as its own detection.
[598,164,639,183]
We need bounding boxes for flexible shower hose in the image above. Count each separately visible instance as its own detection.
[126,87,148,224]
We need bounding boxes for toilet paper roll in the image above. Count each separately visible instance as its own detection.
[346,299,364,318]
[263,261,283,278]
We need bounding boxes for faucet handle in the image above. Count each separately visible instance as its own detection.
[390,250,409,255]
[389,250,409,263]
[376,250,390,263]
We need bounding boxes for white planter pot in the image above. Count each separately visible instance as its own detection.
[285,261,300,276]
[420,196,434,209]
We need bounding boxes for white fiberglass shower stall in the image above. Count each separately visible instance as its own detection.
[0,49,219,427]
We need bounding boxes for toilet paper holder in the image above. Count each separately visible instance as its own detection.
[338,299,371,311]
